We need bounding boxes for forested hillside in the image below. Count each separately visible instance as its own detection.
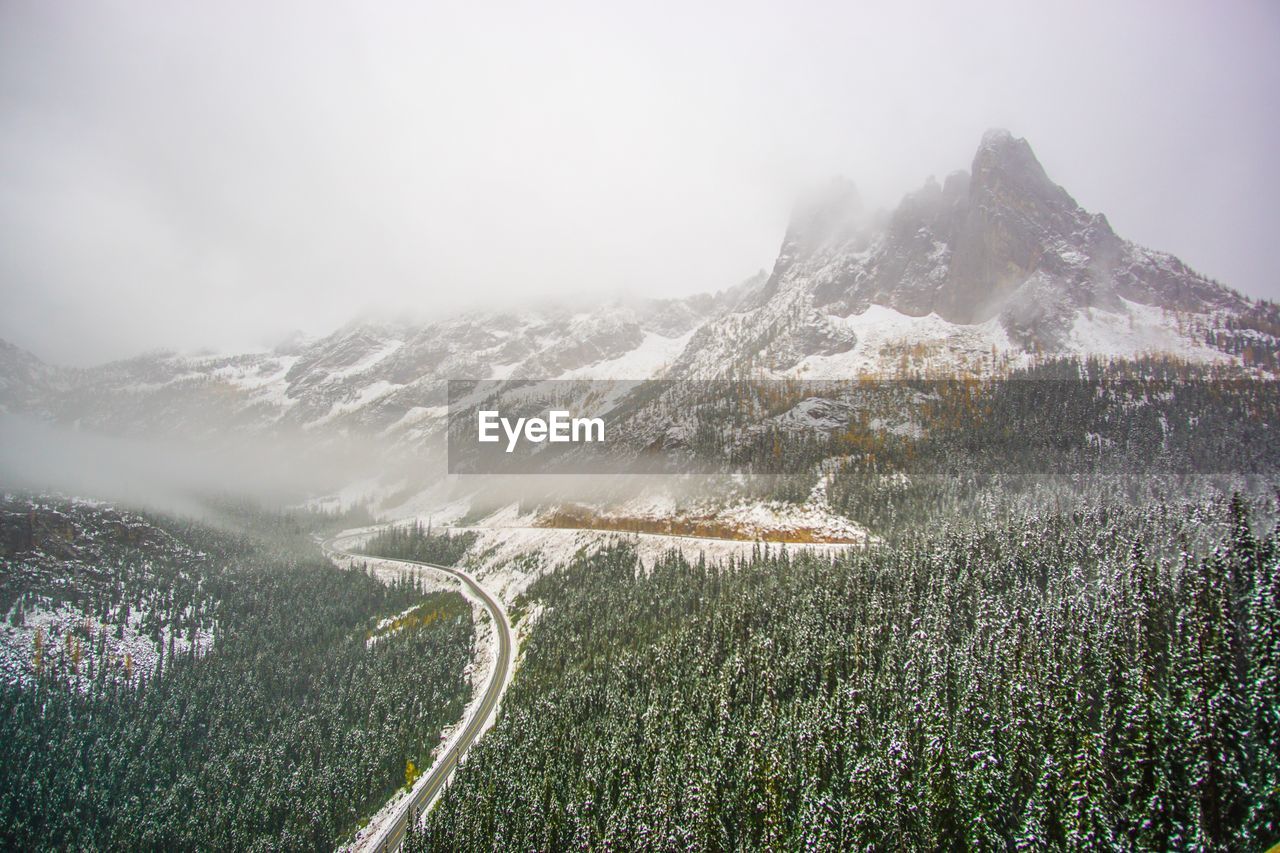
[0,499,474,850]
[360,521,478,566]
[616,358,1278,530]
[416,494,1279,851]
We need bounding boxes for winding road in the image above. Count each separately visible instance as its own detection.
[325,522,846,850]
[324,537,514,852]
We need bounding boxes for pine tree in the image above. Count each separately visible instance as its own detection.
[1183,550,1249,850]
[1247,535,1280,844]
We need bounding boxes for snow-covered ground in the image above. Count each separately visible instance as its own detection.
[0,596,213,691]
[787,300,1232,379]
[714,500,870,543]
[1064,298,1229,363]
[307,379,404,429]
[472,524,855,599]
[383,500,866,610]
[0,496,217,690]
[794,304,1021,378]
[560,329,695,380]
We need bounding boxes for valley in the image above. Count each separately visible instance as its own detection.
[3,129,1279,851]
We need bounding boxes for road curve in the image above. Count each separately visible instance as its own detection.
[324,536,514,852]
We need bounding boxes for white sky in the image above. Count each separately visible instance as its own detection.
[2,0,1278,365]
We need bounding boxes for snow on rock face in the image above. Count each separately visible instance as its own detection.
[559,330,696,380]
[0,290,755,445]
[671,129,1270,378]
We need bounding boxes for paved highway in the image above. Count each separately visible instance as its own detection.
[325,537,514,852]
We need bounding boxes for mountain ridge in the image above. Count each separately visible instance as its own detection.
[2,130,1276,445]
[671,128,1268,376]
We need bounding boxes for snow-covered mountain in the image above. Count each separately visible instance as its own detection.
[0,287,758,444]
[673,129,1278,377]
[2,130,1276,449]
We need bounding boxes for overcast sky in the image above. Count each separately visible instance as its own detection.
[2,0,1278,365]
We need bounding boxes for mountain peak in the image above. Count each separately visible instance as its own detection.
[969,128,1060,203]
[979,126,1013,144]
[754,177,867,305]
[713,128,1259,365]
[974,127,1033,160]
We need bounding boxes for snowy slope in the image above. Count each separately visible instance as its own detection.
[0,289,749,445]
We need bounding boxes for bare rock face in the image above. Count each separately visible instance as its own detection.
[758,177,868,307]
[942,129,1122,322]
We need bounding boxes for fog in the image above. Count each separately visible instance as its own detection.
[0,413,407,517]
[0,410,712,522]
[2,0,1278,366]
